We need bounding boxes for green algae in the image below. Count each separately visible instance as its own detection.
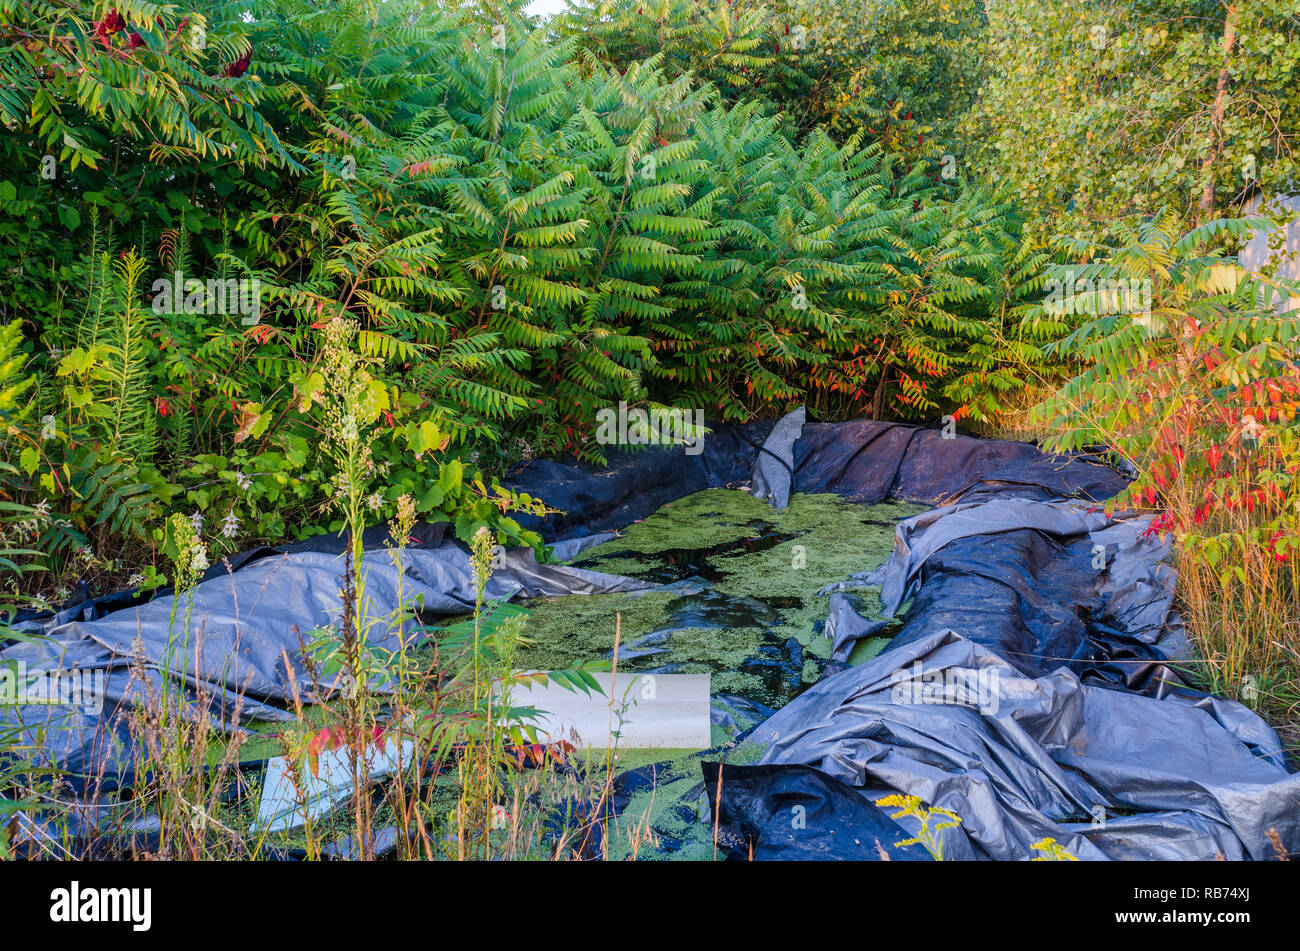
[604,736,769,861]
[511,587,681,669]
[514,488,923,708]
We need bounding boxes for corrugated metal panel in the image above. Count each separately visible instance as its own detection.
[1241,191,1300,313]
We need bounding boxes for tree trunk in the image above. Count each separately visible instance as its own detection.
[1199,3,1239,218]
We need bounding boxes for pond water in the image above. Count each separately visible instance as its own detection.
[498,487,924,858]
[513,488,924,715]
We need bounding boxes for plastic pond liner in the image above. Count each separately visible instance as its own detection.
[4,411,1299,860]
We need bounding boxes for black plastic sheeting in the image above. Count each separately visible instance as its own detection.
[500,418,1127,543]
[702,761,933,860]
[5,411,1296,860]
[500,422,773,539]
[734,414,1299,860]
[792,419,1129,505]
[1,537,653,786]
[752,627,1300,860]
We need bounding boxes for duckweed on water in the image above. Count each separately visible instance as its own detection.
[513,489,923,709]
[605,736,769,861]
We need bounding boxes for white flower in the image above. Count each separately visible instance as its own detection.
[234,470,252,491]
[32,500,50,521]
[190,548,209,573]
[190,511,204,534]
[340,414,359,443]
[40,415,56,441]
[221,511,240,539]
[128,572,145,587]
[367,493,383,511]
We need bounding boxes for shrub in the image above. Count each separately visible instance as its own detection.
[1035,211,1300,728]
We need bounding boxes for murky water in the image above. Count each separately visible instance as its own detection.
[511,488,923,712]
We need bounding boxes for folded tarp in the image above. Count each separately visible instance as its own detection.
[820,499,1192,690]
[2,540,653,780]
[751,628,1300,860]
[792,419,1128,504]
[750,406,805,510]
[702,761,934,861]
[744,499,1299,860]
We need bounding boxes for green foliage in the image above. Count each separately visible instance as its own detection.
[1032,209,1300,714]
[969,0,1300,236]
[0,0,289,170]
[785,0,987,154]
[559,0,989,151]
[0,320,48,597]
[654,110,1052,422]
[559,0,792,117]
[0,0,1042,597]
[1034,210,1299,498]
